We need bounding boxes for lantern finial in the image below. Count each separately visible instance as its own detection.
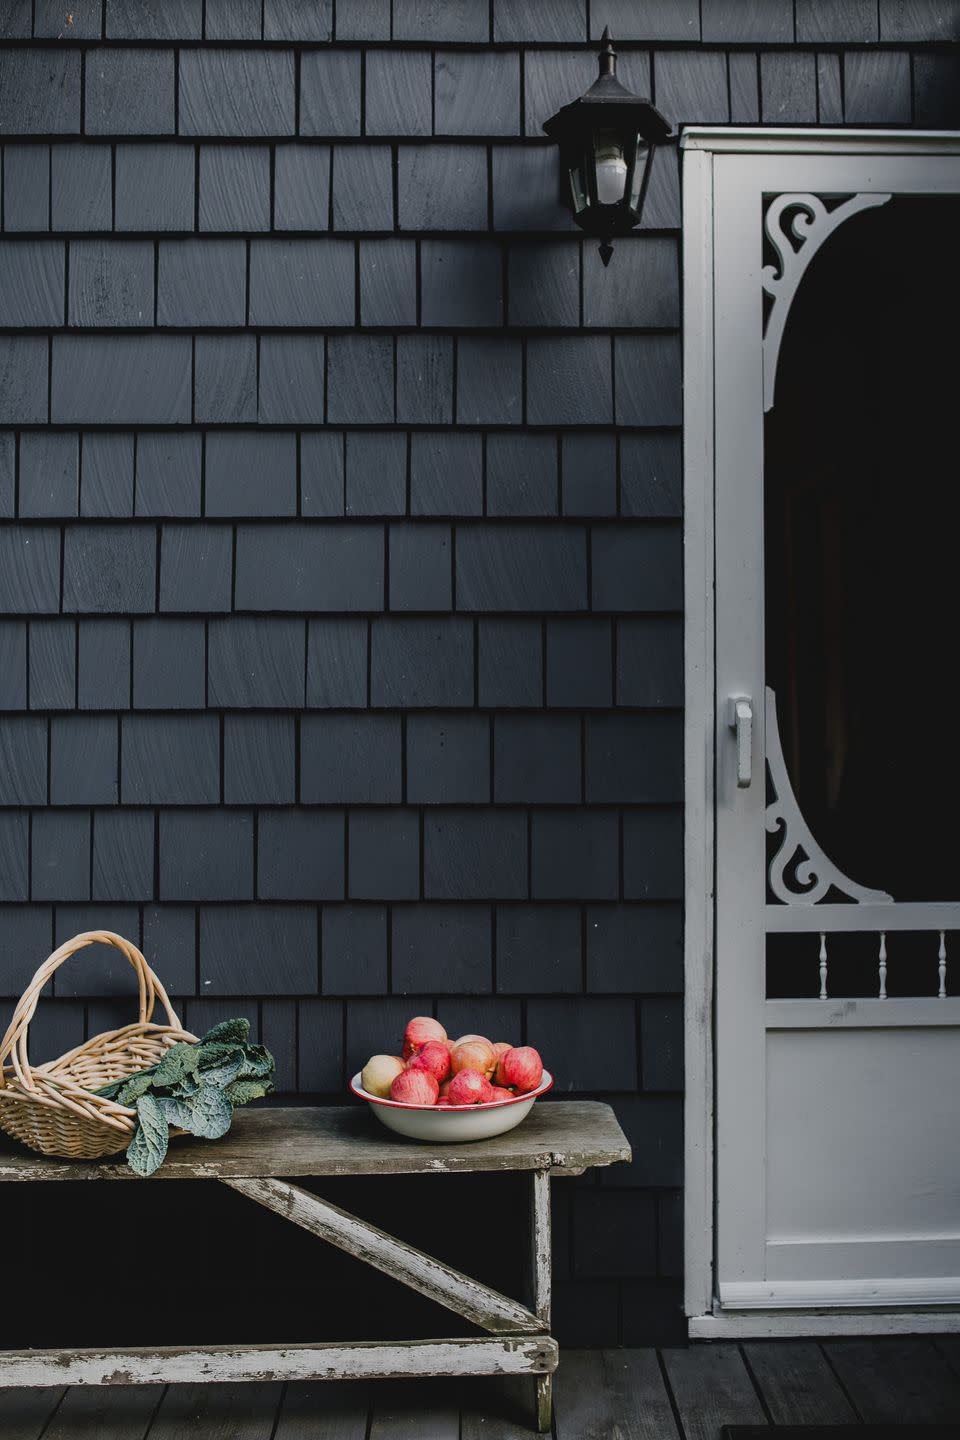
[598,27,617,77]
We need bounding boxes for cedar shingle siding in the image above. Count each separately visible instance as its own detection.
[1,0,958,1347]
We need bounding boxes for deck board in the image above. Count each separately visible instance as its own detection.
[41,1384,160,1440]
[272,1381,369,1440]
[935,1335,960,1380]
[742,1341,858,1425]
[823,1338,960,1423]
[0,1386,65,1440]
[145,1381,283,1440]
[661,1343,768,1440]
[554,1349,680,1440]
[367,1380,460,1439]
[459,1375,539,1440]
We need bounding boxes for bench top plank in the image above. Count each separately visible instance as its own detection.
[0,1101,629,1181]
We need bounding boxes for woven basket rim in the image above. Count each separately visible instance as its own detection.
[0,932,194,1155]
[1,1019,200,1115]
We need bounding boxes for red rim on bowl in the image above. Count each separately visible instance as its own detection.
[350,1069,554,1111]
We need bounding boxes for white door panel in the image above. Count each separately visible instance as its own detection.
[766,1028,960,1238]
[708,140,960,1314]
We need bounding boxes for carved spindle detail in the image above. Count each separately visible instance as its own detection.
[819,933,828,1000]
[939,931,947,999]
[878,932,887,1000]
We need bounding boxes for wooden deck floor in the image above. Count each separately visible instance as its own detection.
[2,1338,959,1438]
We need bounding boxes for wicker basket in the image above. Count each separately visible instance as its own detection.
[0,931,197,1161]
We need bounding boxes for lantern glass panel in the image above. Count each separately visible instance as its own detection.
[628,139,652,211]
[568,152,589,216]
[594,127,628,206]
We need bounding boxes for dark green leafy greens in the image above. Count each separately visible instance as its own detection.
[95,1018,274,1176]
[126,1093,168,1177]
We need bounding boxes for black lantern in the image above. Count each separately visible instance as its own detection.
[543,28,671,265]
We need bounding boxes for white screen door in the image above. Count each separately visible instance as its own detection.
[699,134,960,1316]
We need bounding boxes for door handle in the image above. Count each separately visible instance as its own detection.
[728,695,753,788]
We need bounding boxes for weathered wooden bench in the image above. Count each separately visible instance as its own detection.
[0,1101,629,1433]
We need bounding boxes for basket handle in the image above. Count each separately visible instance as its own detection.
[0,931,183,1095]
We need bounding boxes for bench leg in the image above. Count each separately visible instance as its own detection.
[534,1373,553,1434]
[530,1169,553,1432]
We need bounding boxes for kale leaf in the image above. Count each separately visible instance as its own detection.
[194,1052,246,1090]
[127,1094,169,1177]
[93,1018,273,1176]
[157,1095,195,1130]
[238,1044,273,1079]
[185,1083,234,1140]
[225,1077,273,1106]
[200,1018,250,1046]
[117,1069,160,1107]
[152,1041,201,1089]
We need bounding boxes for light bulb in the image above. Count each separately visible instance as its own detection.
[595,131,627,205]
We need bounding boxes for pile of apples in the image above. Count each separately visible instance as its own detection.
[361,1016,544,1108]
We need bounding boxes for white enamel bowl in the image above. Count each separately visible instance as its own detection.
[350,1070,554,1142]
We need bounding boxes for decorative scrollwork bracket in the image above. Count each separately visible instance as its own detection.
[762,191,891,413]
[765,686,893,906]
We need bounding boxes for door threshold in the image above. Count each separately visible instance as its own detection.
[689,1309,960,1339]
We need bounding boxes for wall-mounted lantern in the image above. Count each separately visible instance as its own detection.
[543,28,671,265]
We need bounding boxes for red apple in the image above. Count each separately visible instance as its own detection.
[390,1068,440,1106]
[492,1041,514,1086]
[501,1046,543,1094]
[488,1085,514,1102]
[436,1097,451,1106]
[361,1054,405,1098]
[454,1033,491,1047]
[447,1069,488,1105]
[451,1038,496,1079]
[408,1040,451,1083]
[402,1015,447,1060]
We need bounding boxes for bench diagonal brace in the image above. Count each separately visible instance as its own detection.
[224,1176,543,1337]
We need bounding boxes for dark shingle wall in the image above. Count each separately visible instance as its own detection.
[1,0,957,1346]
